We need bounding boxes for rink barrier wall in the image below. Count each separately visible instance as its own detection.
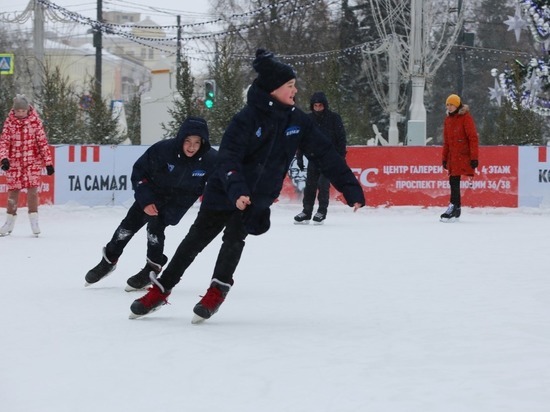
[0,145,549,208]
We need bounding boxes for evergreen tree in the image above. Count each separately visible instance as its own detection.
[482,62,543,145]
[207,39,246,145]
[338,0,374,145]
[83,78,124,144]
[162,58,203,138]
[125,89,142,145]
[37,65,84,144]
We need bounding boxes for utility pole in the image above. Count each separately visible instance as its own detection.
[456,0,464,96]
[33,0,45,99]
[176,15,182,89]
[94,0,102,98]
[387,36,400,145]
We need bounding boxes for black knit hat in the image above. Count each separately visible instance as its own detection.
[253,48,296,93]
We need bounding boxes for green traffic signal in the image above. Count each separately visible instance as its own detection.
[204,80,216,109]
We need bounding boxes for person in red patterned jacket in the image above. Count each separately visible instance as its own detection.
[440,94,479,222]
[0,94,54,236]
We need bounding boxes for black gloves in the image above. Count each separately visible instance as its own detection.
[470,160,478,169]
[1,158,9,171]
[442,161,447,170]
[46,165,55,175]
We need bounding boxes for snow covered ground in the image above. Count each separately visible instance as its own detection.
[2,203,549,412]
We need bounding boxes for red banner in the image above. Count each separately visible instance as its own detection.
[282,146,518,207]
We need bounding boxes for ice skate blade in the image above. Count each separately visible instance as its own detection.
[124,284,150,292]
[191,314,206,324]
[293,220,310,225]
[313,221,324,225]
[128,305,162,319]
[439,217,459,223]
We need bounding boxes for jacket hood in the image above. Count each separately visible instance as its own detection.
[448,104,470,116]
[9,105,38,121]
[309,91,329,111]
[175,116,211,156]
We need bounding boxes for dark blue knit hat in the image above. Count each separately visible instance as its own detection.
[253,48,296,93]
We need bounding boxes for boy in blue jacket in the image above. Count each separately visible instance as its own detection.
[130,49,365,322]
[85,116,217,291]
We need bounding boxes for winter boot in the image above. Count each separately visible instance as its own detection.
[293,211,311,225]
[29,212,40,236]
[440,203,461,222]
[192,278,233,324]
[85,247,117,286]
[125,255,167,292]
[0,213,16,236]
[312,212,326,225]
[129,276,171,319]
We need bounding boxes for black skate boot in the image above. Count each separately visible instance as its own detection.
[294,211,311,225]
[129,277,171,319]
[192,279,233,324]
[312,211,326,225]
[85,248,117,286]
[440,203,461,222]
[125,255,168,292]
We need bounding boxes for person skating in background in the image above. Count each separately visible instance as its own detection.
[440,94,479,222]
[129,48,365,323]
[0,94,54,237]
[85,117,217,291]
[294,91,347,225]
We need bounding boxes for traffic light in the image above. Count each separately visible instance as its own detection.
[204,80,216,109]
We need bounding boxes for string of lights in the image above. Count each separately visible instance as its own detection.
[37,0,327,42]
[491,0,550,116]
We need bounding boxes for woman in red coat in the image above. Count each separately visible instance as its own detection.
[441,94,479,222]
[0,95,54,236]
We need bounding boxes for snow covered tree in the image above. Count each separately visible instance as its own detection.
[37,65,84,144]
[83,78,124,144]
[206,39,246,145]
[161,57,203,139]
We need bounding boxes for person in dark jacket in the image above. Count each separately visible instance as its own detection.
[294,91,347,224]
[440,94,479,222]
[129,48,365,323]
[85,116,217,291]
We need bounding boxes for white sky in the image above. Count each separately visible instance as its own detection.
[2,203,550,411]
[0,0,215,23]
[0,0,219,74]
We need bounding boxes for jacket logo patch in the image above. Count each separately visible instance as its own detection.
[256,127,262,138]
[167,163,175,172]
[285,126,300,136]
[192,169,206,177]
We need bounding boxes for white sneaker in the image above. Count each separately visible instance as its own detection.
[0,214,16,236]
[29,212,40,236]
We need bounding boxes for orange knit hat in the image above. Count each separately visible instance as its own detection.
[446,94,461,107]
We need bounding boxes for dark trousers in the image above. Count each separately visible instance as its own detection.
[449,175,461,207]
[302,165,330,215]
[159,209,248,291]
[105,202,168,265]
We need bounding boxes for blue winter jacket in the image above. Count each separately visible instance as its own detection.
[201,82,364,234]
[132,117,218,226]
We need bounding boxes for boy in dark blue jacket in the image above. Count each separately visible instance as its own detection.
[85,116,217,291]
[130,49,365,322]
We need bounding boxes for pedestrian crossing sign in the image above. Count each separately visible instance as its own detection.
[0,54,14,75]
